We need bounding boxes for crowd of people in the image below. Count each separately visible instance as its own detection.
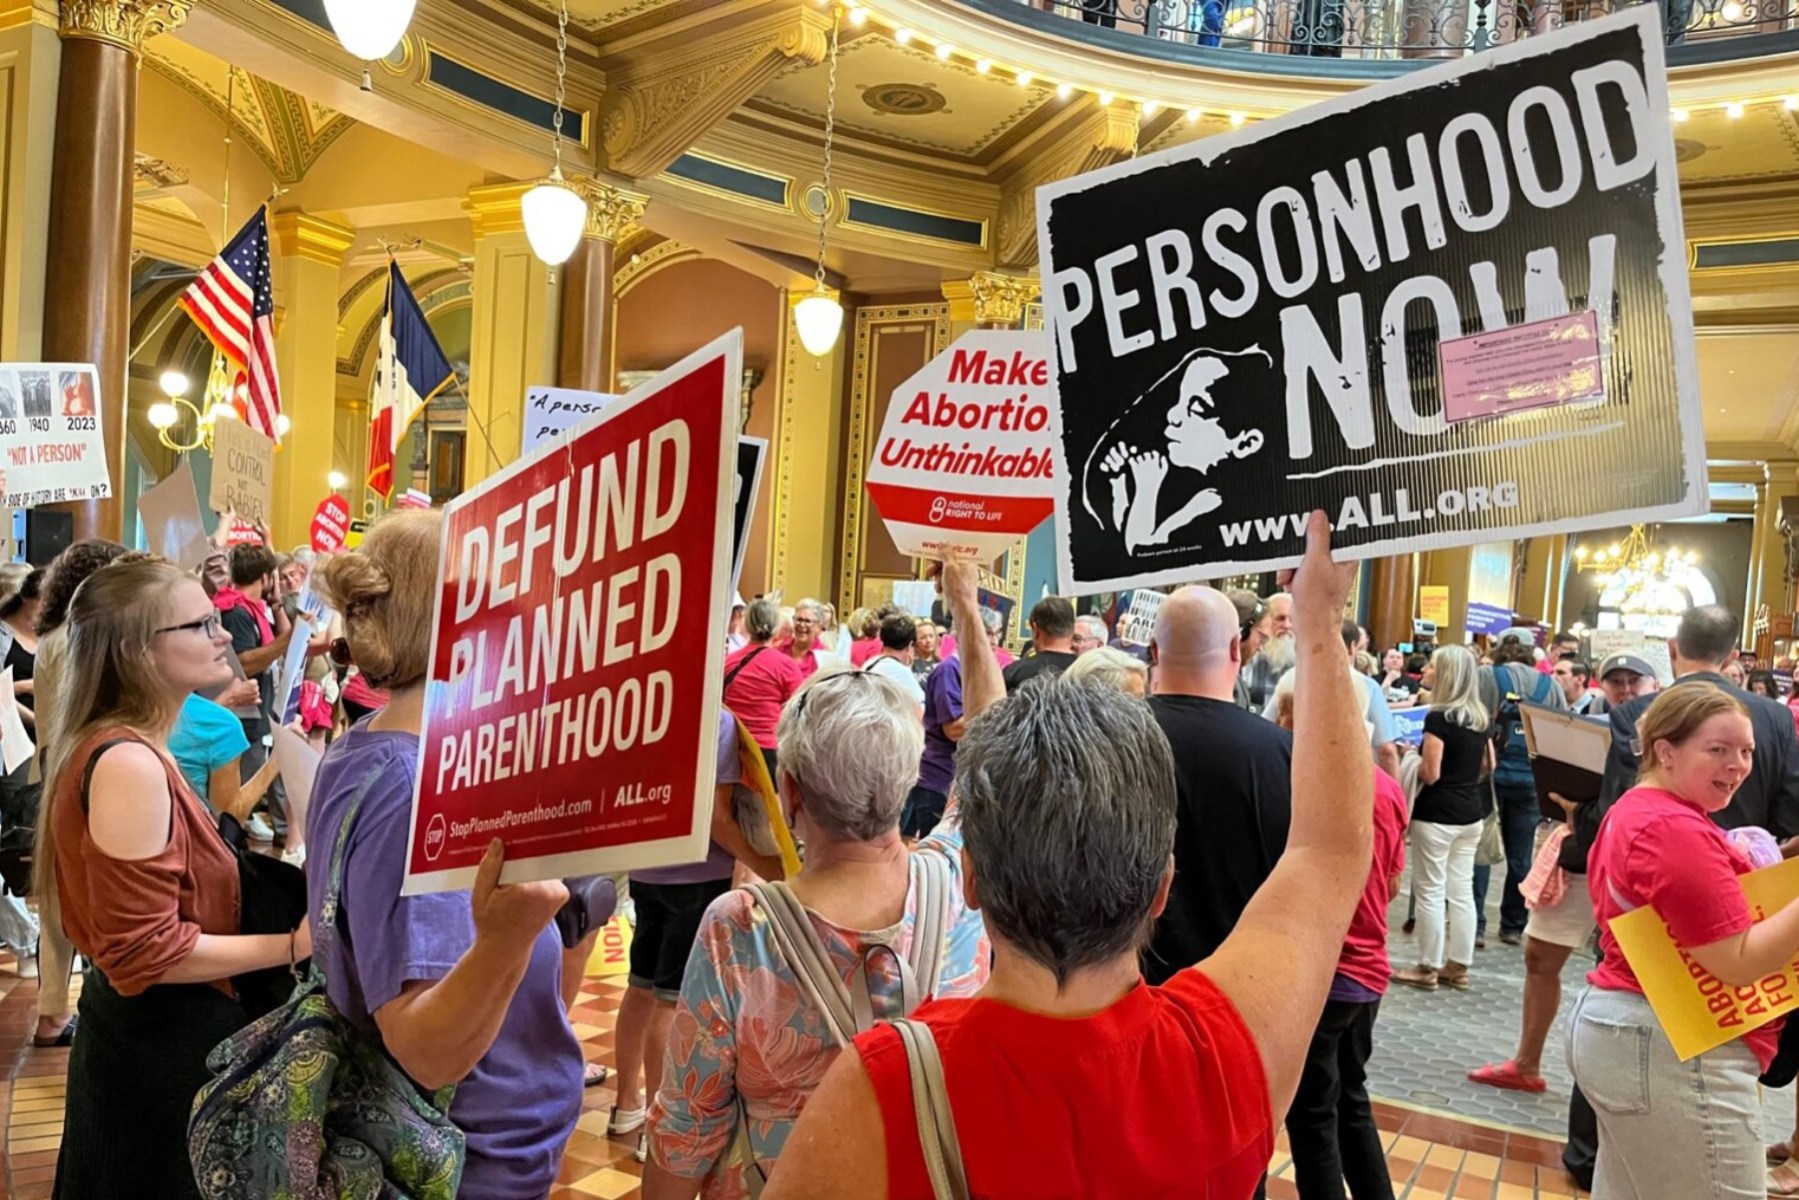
[9,498,1799,1200]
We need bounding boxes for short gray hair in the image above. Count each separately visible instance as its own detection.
[745,597,780,642]
[1075,614,1109,643]
[1062,646,1147,692]
[955,677,1176,985]
[794,598,822,620]
[979,607,1003,637]
[776,666,924,841]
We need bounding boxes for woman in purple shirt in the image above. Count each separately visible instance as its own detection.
[307,510,583,1198]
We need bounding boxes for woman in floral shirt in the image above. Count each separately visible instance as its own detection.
[643,563,997,1200]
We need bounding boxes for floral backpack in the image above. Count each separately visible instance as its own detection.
[187,773,466,1199]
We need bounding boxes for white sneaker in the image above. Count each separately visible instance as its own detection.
[246,814,276,842]
[280,846,307,868]
[634,1132,647,1164]
[609,1100,646,1135]
[15,953,37,979]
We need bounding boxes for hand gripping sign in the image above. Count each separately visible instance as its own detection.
[864,330,1058,563]
[403,332,740,894]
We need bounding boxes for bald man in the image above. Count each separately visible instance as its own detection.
[1144,586,1294,985]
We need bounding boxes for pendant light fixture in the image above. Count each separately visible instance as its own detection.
[794,4,843,358]
[522,0,587,267]
[323,0,417,72]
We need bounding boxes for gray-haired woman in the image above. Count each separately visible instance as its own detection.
[641,560,1001,1200]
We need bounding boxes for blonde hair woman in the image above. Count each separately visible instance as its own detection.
[307,510,583,1199]
[1392,645,1493,992]
[1062,646,1150,697]
[1573,685,1788,1199]
[42,558,310,1200]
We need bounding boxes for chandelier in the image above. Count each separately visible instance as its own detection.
[1573,525,1705,619]
[148,351,288,453]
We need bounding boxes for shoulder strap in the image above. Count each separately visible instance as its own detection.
[76,736,139,816]
[892,1019,970,1200]
[313,764,383,967]
[723,646,769,692]
[906,851,951,999]
[745,881,859,1047]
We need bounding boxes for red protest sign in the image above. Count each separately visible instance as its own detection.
[402,332,740,894]
[310,494,351,553]
[223,519,262,547]
[863,330,1056,563]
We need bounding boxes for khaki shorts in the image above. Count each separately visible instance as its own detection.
[1525,872,1596,949]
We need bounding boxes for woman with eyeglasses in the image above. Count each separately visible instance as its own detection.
[38,557,312,1200]
[640,558,999,1200]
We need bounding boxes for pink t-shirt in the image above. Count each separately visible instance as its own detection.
[722,644,805,749]
[850,637,882,667]
[1589,785,1780,1068]
[1336,770,1409,995]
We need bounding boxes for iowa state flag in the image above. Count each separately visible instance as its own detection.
[368,262,456,500]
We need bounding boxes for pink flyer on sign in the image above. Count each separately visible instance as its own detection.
[1440,310,1604,424]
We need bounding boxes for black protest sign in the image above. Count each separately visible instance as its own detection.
[1037,8,1702,594]
[734,437,766,590]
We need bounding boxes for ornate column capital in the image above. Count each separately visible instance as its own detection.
[943,271,1039,328]
[571,178,649,245]
[58,0,187,54]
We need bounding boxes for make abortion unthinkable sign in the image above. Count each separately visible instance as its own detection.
[403,333,740,894]
[1036,6,1703,593]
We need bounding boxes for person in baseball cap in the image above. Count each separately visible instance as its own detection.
[1597,652,1659,709]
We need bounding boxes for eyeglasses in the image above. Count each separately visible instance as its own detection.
[792,668,875,718]
[157,614,223,638]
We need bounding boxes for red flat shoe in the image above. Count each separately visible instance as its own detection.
[1468,1060,1547,1093]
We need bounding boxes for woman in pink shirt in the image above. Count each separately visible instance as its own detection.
[1572,686,1799,1200]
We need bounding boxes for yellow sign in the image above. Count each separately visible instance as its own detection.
[1418,585,1450,628]
[734,712,803,879]
[588,914,633,977]
[1609,856,1799,1061]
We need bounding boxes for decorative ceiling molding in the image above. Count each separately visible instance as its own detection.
[597,4,830,179]
[145,49,357,186]
[991,101,1136,269]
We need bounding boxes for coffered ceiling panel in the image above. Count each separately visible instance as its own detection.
[1668,105,1799,185]
[749,35,1059,160]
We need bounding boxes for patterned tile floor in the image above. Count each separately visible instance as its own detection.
[0,883,1790,1198]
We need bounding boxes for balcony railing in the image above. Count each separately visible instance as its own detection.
[1013,0,1797,61]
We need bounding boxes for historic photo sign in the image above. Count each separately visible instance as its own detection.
[1036,8,1703,592]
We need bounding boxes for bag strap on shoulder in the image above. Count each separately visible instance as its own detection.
[906,851,951,998]
[892,1018,969,1200]
[724,647,769,692]
[745,880,860,1047]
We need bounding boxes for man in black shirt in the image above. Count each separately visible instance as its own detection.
[1143,585,1292,986]
[1001,596,1079,693]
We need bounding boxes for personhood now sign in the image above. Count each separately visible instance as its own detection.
[864,330,1058,563]
[1036,7,1703,593]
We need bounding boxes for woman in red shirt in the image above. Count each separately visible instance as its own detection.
[1572,685,1799,1200]
[763,513,1374,1200]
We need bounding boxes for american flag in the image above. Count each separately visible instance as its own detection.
[177,208,283,440]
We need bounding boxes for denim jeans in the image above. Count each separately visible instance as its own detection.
[1493,782,1541,936]
[1566,986,1763,1199]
